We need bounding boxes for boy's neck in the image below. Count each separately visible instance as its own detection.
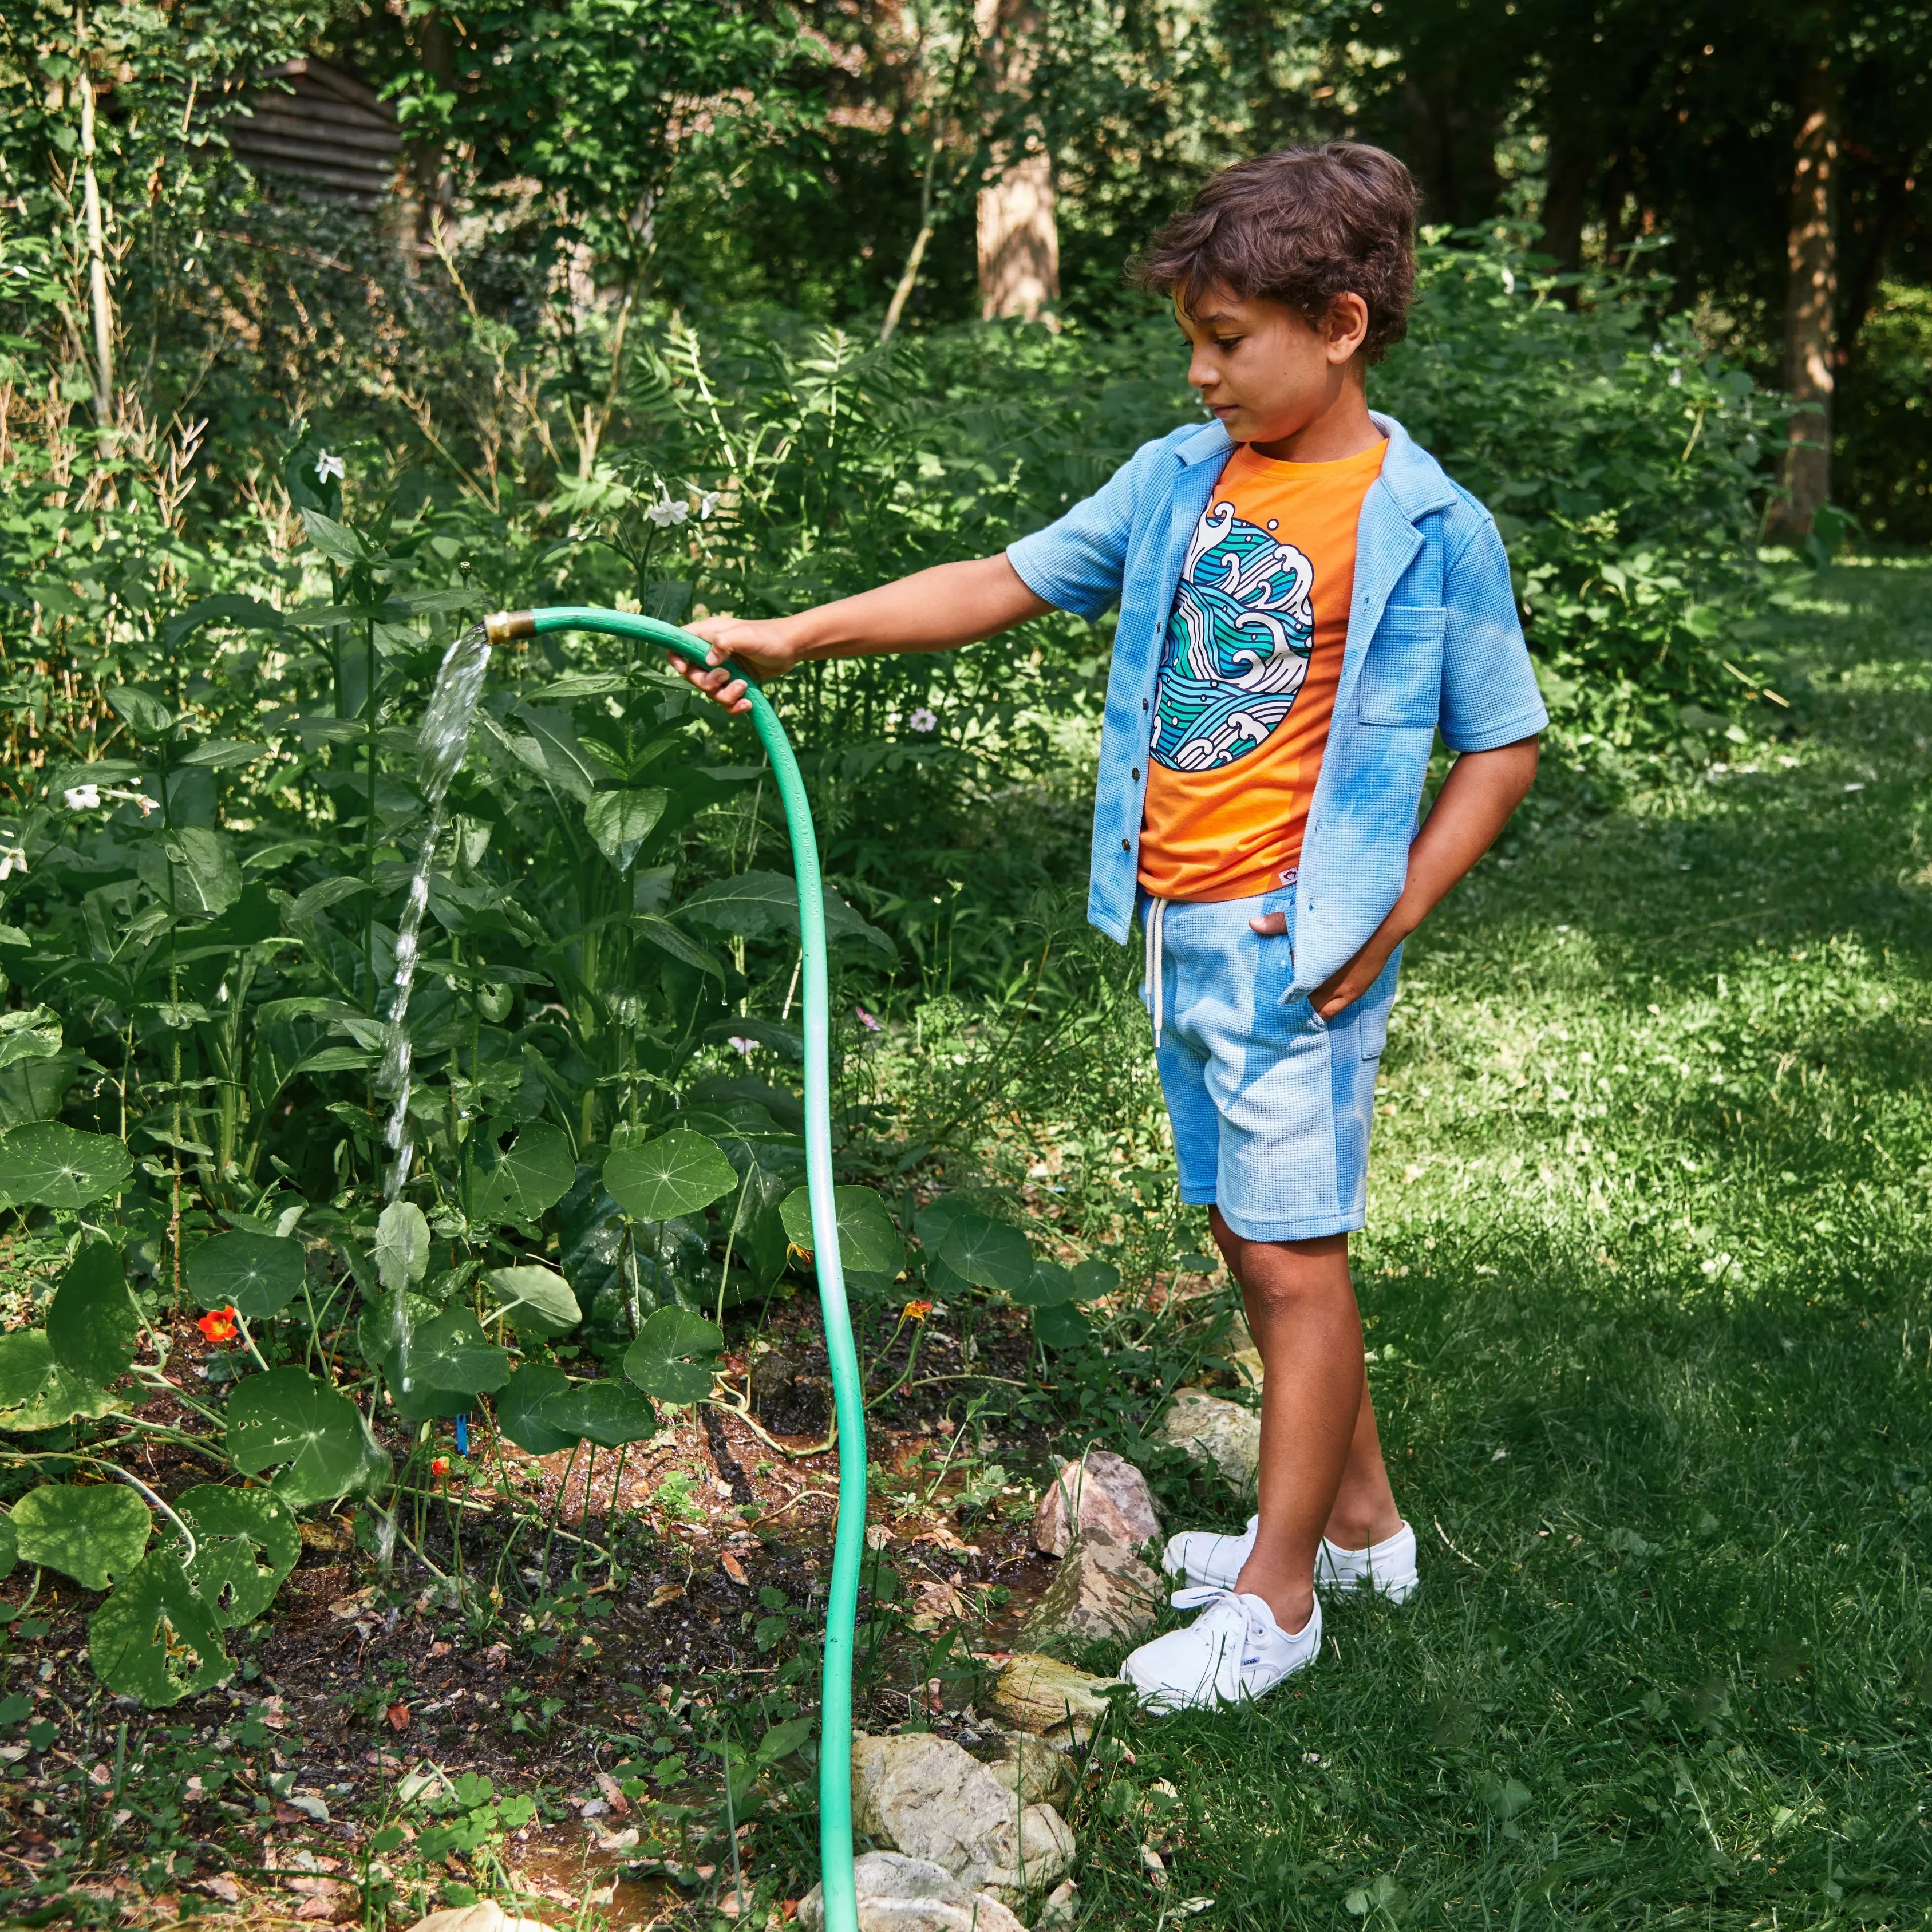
[1247,382,1381,465]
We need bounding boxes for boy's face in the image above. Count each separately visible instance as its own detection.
[1175,287,1370,447]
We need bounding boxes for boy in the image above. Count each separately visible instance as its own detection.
[681,143,1545,1710]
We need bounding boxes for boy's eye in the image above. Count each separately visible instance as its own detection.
[1214,337,1243,351]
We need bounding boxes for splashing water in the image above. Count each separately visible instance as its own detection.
[380,622,492,1201]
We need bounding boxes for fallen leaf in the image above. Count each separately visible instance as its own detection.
[595,1771,631,1815]
[428,1641,452,1658]
[195,1876,241,1905]
[591,1826,641,1854]
[385,1702,411,1732]
[720,1551,749,1587]
[864,1524,891,1551]
[482,1642,509,1669]
[649,1583,685,1609]
[328,1589,380,1623]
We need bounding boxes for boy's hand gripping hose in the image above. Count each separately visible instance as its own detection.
[488,607,866,1932]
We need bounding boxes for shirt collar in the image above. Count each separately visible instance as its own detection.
[1171,410,1460,521]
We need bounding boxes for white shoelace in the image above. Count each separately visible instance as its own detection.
[1144,895,1167,1046]
[1168,1584,1272,1666]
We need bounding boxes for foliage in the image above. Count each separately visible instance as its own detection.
[1837,282,1932,544]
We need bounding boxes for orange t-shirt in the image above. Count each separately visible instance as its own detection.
[1137,437,1386,902]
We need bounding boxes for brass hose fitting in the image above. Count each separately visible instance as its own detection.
[484,609,536,645]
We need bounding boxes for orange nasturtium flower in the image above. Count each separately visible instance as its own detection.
[900,1299,933,1323]
[197,1305,238,1344]
[430,1457,450,1478]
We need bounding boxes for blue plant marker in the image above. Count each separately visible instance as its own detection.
[456,1413,469,1455]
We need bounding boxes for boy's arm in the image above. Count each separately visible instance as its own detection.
[1252,736,1539,1018]
[678,556,1050,715]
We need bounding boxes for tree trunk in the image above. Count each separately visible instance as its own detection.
[404,8,457,272]
[1538,128,1593,277]
[1773,50,1838,538]
[975,0,1058,322]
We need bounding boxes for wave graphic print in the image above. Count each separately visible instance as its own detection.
[1150,498,1315,772]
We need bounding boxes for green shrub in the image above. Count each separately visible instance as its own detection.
[1838,282,1932,545]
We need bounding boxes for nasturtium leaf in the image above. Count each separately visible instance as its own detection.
[939,1214,1034,1295]
[583,788,669,874]
[46,1241,137,1385]
[1033,1302,1092,1350]
[0,1330,56,1410]
[0,1006,62,1070]
[187,1230,306,1321]
[88,1552,232,1706]
[604,1129,736,1222]
[1070,1258,1120,1302]
[495,1363,578,1456]
[12,1482,151,1590]
[226,1368,369,1504]
[175,1485,299,1626]
[399,1309,511,1400]
[467,1122,576,1226]
[913,1194,981,1248]
[0,1123,132,1211]
[484,1265,580,1336]
[543,1377,658,1448]
[624,1307,725,1404]
[374,1199,430,1295]
[1009,1261,1078,1307]
[778,1184,902,1279]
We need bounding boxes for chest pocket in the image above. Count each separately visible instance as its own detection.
[1356,605,1447,729]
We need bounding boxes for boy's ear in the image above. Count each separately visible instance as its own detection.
[1324,293,1372,365]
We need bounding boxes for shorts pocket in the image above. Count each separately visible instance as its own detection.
[1359,1001,1391,1060]
[1357,605,1447,729]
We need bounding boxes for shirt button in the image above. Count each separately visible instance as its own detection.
[1142,698,1149,710]
[1131,767,1140,780]
[1121,837,1131,851]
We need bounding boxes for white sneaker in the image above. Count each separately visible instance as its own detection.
[1164,1516,1420,1603]
[1122,1586,1322,1712]
[1318,1520,1420,1603]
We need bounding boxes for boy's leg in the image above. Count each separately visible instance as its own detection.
[1208,1208,1400,1634]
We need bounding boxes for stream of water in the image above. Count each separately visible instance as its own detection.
[380,621,492,1203]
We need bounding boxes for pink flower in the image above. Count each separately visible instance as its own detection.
[855,1005,882,1033]
[728,1036,756,1056]
[908,707,937,733]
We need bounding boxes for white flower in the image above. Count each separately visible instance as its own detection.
[645,498,689,528]
[64,783,101,810]
[698,492,720,520]
[0,846,26,881]
[314,451,346,484]
[1500,266,1515,295]
[1669,368,1683,386]
[728,1036,756,1056]
[908,707,937,733]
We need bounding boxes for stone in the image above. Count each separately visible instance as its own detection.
[1033,1448,1162,1558]
[850,1733,1076,1902]
[1037,1879,1081,1926]
[989,1653,1124,1745]
[981,1728,1077,1812]
[1159,1388,1262,1490]
[1224,1310,1266,1389]
[1019,1527,1161,1646]
[797,1852,1028,1932]
[404,1906,550,1932]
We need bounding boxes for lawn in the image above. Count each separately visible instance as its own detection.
[1061,553,1932,1927]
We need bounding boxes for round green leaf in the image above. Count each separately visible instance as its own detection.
[0,1124,132,1211]
[1070,1258,1121,1301]
[175,1485,299,1627]
[1010,1261,1078,1308]
[779,1183,903,1279]
[0,1330,113,1431]
[0,1330,56,1411]
[374,1200,431,1295]
[47,1242,137,1385]
[484,1265,582,1336]
[89,1552,232,1707]
[187,1230,306,1321]
[1034,1302,1092,1350]
[495,1363,577,1456]
[226,1367,370,1506]
[13,1482,151,1590]
[397,1309,511,1401]
[939,1213,1034,1295]
[605,1129,736,1222]
[543,1377,658,1448]
[913,1194,981,1248]
[624,1306,725,1404]
[467,1122,577,1226]
[0,1513,15,1581]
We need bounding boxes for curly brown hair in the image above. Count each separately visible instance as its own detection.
[1132,144,1419,364]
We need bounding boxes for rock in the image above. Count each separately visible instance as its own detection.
[402,1906,550,1932]
[850,1733,1075,1901]
[990,1653,1124,1745]
[797,1852,1028,1932]
[1033,1448,1162,1557]
[981,1729,1077,1812]
[1019,1527,1161,1646]
[1224,1310,1266,1389]
[1159,1388,1262,1489]
[749,1346,797,1404]
[1038,1879,1081,1926]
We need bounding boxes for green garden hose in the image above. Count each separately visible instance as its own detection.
[487,605,865,1932]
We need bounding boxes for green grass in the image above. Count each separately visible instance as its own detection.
[1061,556,1932,1929]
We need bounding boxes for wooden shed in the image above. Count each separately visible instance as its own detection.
[226,58,401,209]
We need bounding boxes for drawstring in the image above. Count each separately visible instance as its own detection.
[1144,895,1167,1047]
